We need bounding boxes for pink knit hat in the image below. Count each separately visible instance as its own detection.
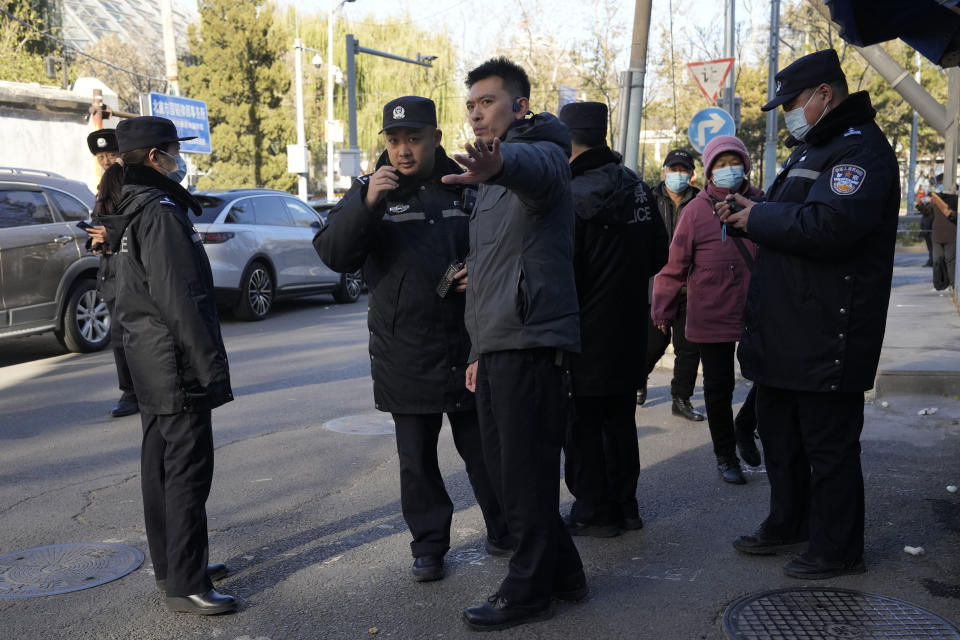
[702,135,750,178]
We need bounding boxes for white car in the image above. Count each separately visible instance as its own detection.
[192,189,361,320]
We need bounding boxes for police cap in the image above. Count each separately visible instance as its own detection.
[558,101,607,131]
[116,116,196,153]
[380,96,437,133]
[761,49,846,112]
[87,129,118,155]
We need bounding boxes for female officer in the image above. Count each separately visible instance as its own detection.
[98,116,234,614]
[652,135,763,484]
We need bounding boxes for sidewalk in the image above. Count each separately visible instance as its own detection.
[874,252,960,397]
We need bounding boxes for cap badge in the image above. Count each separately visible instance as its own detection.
[393,106,405,120]
[776,80,782,95]
[96,138,107,148]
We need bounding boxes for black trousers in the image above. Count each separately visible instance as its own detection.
[105,298,136,402]
[475,349,584,606]
[140,410,215,597]
[696,342,737,459]
[391,411,509,558]
[755,386,865,563]
[565,393,639,525]
[645,295,700,399]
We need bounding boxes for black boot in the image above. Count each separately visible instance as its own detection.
[717,455,746,484]
[636,379,647,406]
[672,396,704,421]
[411,555,444,582]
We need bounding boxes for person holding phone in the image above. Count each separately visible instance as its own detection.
[314,96,509,584]
[85,128,139,418]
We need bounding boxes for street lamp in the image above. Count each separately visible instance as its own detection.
[328,0,356,201]
[293,38,324,202]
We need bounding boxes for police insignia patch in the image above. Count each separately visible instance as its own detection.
[389,203,410,214]
[393,106,405,119]
[830,164,866,196]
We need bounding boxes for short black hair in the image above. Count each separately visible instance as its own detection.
[828,78,848,100]
[465,57,531,100]
[569,128,607,149]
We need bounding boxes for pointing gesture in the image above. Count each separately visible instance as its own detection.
[442,138,504,185]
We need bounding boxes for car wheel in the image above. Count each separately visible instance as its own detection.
[56,279,111,353]
[233,261,274,321]
[334,269,362,303]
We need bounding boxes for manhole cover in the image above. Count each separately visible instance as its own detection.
[323,413,395,435]
[723,587,960,639]
[0,543,144,598]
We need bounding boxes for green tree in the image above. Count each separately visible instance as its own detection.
[181,0,295,191]
[0,0,61,83]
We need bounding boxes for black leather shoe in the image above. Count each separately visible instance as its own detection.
[411,555,444,582]
[733,530,808,556]
[156,563,229,592]
[552,573,588,602]
[166,589,236,615]
[485,538,514,557]
[672,397,705,421]
[463,593,552,631]
[564,517,620,538]
[109,399,139,418]
[636,380,647,406]
[783,554,866,580]
[620,516,644,531]
[717,456,746,484]
[736,434,762,467]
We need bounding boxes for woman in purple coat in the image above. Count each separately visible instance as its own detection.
[652,135,763,484]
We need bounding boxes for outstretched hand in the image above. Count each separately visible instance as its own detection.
[715,193,754,231]
[441,138,504,185]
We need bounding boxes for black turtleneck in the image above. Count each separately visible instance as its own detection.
[123,163,202,216]
[786,91,876,148]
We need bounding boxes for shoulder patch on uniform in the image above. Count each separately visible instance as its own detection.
[830,164,866,196]
[357,174,371,185]
[159,197,176,207]
[843,127,862,137]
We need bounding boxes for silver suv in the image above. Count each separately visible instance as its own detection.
[0,168,109,352]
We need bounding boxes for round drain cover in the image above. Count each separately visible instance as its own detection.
[0,542,144,598]
[323,413,395,435]
[723,587,960,639]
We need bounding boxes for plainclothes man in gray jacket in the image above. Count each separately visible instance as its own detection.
[442,57,586,632]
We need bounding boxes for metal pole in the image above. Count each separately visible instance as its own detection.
[294,38,308,201]
[160,0,179,95]
[723,0,736,115]
[326,0,335,200]
[623,0,652,172]
[763,0,780,190]
[908,51,920,214]
[615,70,631,157]
[346,34,358,151]
[945,68,960,294]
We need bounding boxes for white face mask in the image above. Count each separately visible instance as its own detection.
[784,89,828,141]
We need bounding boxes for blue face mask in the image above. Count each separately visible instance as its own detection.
[159,149,187,183]
[665,172,691,193]
[712,165,745,190]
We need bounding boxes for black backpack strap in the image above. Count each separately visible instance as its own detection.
[731,236,754,270]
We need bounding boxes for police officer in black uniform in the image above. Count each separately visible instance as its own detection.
[86,128,139,418]
[314,96,510,583]
[718,49,900,579]
[557,101,667,537]
[99,117,234,613]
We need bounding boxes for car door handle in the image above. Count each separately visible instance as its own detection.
[53,235,74,244]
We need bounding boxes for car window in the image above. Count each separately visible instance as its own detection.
[254,196,294,227]
[0,189,54,228]
[283,198,322,228]
[225,198,256,225]
[47,190,89,221]
[194,195,226,223]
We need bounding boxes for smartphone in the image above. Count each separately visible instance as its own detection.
[76,220,95,231]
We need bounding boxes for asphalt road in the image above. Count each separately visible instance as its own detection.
[1,291,958,640]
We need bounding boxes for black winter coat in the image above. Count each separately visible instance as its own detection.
[569,147,668,396]
[739,91,900,392]
[101,165,232,414]
[313,147,475,414]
